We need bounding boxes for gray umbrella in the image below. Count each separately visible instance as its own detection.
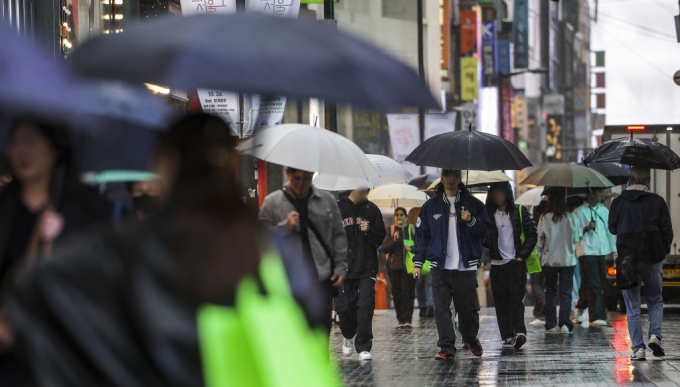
[66,13,440,112]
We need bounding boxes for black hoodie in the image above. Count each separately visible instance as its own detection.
[337,197,386,280]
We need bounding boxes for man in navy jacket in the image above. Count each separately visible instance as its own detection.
[413,169,492,359]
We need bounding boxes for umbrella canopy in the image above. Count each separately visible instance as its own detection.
[583,136,680,170]
[515,187,545,206]
[520,164,614,188]
[236,124,376,179]
[408,173,440,190]
[368,184,429,208]
[405,127,532,171]
[81,170,159,184]
[67,13,439,112]
[313,155,412,191]
[584,163,629,186]
[427,170,512,191]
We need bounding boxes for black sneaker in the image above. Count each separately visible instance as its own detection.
[649,335,665,357]
[462,342,470,350]
[426,307,435,318]
[469,340,483,357]
[514,333,526,349]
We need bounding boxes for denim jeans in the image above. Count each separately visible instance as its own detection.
[416,275,434,308]
[334,278,376,352]
[622,260,664,351]
[543,266,575,331]
[574,256,607,322]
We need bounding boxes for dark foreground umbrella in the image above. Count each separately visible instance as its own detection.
[584,136,680,170]
[584,163,629,186]
[405,126,532,171]
[67,13,440,112]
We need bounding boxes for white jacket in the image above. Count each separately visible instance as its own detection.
[536,212,580,267]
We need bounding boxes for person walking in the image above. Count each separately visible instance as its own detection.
[536,188,580,334]
[381,207,417,328]
[335,188,385,361]
[413,169,492,360]
[572,188,616,327]
[609,167,673,361]
[484,182,537,349]
[259,167,348,335]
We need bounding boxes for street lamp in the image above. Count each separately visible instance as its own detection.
[497,68,548,142]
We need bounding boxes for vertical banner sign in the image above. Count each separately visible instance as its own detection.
[513,0,529,69]
[243,96,287,137]
[440,0,451,79]
[497,37,511,74]
[460,10,477,55]
[387,114,421,177]
[424,112,457,173]
[481,21,496,76]
[502,84,513,143]
[245,0,300,15]
[460,57,478,101]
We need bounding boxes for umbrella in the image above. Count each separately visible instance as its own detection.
[584,163,629,186]
[368,184,429,208]
[515,187,545,206]
[313,155,412,191]
[405,126,532,172]
[427,171,512,191]
[583,136,680,170]
[520,164,614,188]
[408,173,440,190]
[66,13,440,112]
[81,170,159,185]
[236,124,377,179]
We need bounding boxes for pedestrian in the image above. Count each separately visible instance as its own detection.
[413,169,492,359]
[572,188,616,327]
[609,166,673,361]
[536,188,580,334]
[410,207,434,318]
[484,182,537,349]
[259,167,348,335]
[381,207,417,328]
[127,179,161,222]
[335,188,385,361]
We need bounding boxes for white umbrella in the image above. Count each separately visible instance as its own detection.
[236,124,377,179]
[426,170,512,190]
[313,154,413,191]
[368,184,429,208]
[515,187,545,206]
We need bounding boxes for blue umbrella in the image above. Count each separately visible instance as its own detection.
[66,13,440,112]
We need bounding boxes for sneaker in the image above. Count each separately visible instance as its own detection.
[572,308,584,324]
[358,351,373,361]
[514,333,527,349]
[561,325,572,334]
[545,327,557,333]
[419,308,427,317]
[397,323,405,329]
[462,342,470,349]
[342,337,355,357]
[502,338,515,349]
[469,340,483,357]
[403,323,413,329]
[589,320,607,327]
[631,348,646,361]
[434,350,455,360]
[649,335,665,357]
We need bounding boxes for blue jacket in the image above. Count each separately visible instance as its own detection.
[414,191,492,270]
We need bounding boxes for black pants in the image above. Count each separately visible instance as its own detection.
[490,260,528,340]
[431,269,480,353]
[319,279,336,336]
[530,272,545,318]
[574,255,607,322]
[334,278,376,352]
[543,266,575,331]
[388,270,416,324]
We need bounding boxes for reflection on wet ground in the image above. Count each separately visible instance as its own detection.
[333,308,680,386]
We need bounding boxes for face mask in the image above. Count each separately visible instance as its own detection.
[132,194,161,216]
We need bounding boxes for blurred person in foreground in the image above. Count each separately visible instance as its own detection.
[484,182,537,350]
[128,179,161,221]
[413,169,492,360]
[409,207,433,318]
[572,188,616,327]
[0,119,110,385]
[259,166,348,335]
[381,207,416,328]
[6,114,325,386]
[609,167,673,361]
[536,188,580,334]
[335,188,385,360]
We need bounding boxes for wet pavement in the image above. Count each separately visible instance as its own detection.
[331,307,680,386]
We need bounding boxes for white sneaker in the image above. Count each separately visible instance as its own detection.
[561,325,572,334]
[358,351,373,361]
[545,327,557,333]
[502,338,515,348]
[342,337,355,357]
[589,320,607,327]
[631,348,646,361]
[572,309,584,324]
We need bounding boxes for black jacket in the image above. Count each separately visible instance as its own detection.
[337,197,386,279]
[609,188,673,262]
[484,205,537,261]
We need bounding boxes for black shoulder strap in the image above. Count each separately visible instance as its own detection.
[282,189,335,263]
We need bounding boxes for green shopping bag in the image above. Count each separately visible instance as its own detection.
[197,245,340,387]
[519,205,542,274]
[404,224,431,276]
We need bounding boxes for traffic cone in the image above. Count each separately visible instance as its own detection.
[375,272,388,310]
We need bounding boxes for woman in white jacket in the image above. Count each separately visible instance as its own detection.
[536,188,580,334]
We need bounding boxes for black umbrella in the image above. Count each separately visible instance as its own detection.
[408,173,439,190]
[584,136,680,170]
[584,163,629,186]
[405,125,532,171]
[67,13,440,112]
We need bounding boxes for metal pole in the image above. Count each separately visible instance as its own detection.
[497,73,503,137]
[324,0,337,133]
[417,0,425,172]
